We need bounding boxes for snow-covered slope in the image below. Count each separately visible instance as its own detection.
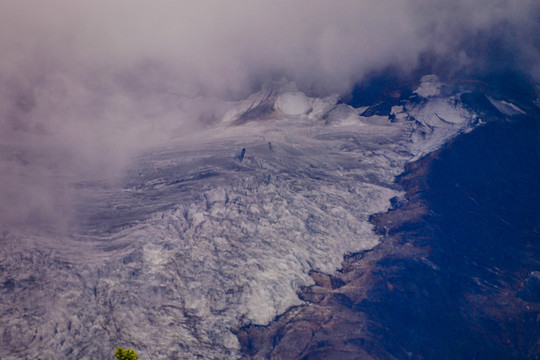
[1,78,487,359]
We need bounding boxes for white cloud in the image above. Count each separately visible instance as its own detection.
[0,0,538,230]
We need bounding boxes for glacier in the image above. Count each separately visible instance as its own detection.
[0,78,480,359]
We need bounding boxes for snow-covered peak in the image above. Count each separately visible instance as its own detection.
[223,80,342,124]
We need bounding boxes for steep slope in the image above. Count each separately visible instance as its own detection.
[237,78,540,359]
[1,77,490,359]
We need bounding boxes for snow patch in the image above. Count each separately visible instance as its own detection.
[487,96,526,116]
[410,98,470,125]
[406,96,474,158]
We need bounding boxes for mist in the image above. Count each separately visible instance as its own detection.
[1,0,539,232]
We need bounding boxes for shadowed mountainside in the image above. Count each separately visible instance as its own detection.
[237,106,540,359]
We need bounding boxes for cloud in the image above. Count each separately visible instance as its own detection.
[3,1,540,90]
[0,0,538,232]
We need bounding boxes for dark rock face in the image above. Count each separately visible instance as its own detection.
[237,110,540,359]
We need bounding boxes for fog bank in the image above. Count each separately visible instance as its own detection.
[1,0,538,231]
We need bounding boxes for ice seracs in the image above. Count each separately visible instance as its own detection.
[0,77,482,360]
[414,74,442,98]
[325,104,363,125]
[390,105,408,122]
[274,91,312,115]
[224,80,332,122]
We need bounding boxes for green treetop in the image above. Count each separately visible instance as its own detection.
[114,347,139,360]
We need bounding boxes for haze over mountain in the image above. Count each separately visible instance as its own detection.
[1,0,539,231]
[0,1,539,359]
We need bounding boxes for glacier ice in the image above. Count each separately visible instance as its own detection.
[274,92,312,115]
[0,80,478,359]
